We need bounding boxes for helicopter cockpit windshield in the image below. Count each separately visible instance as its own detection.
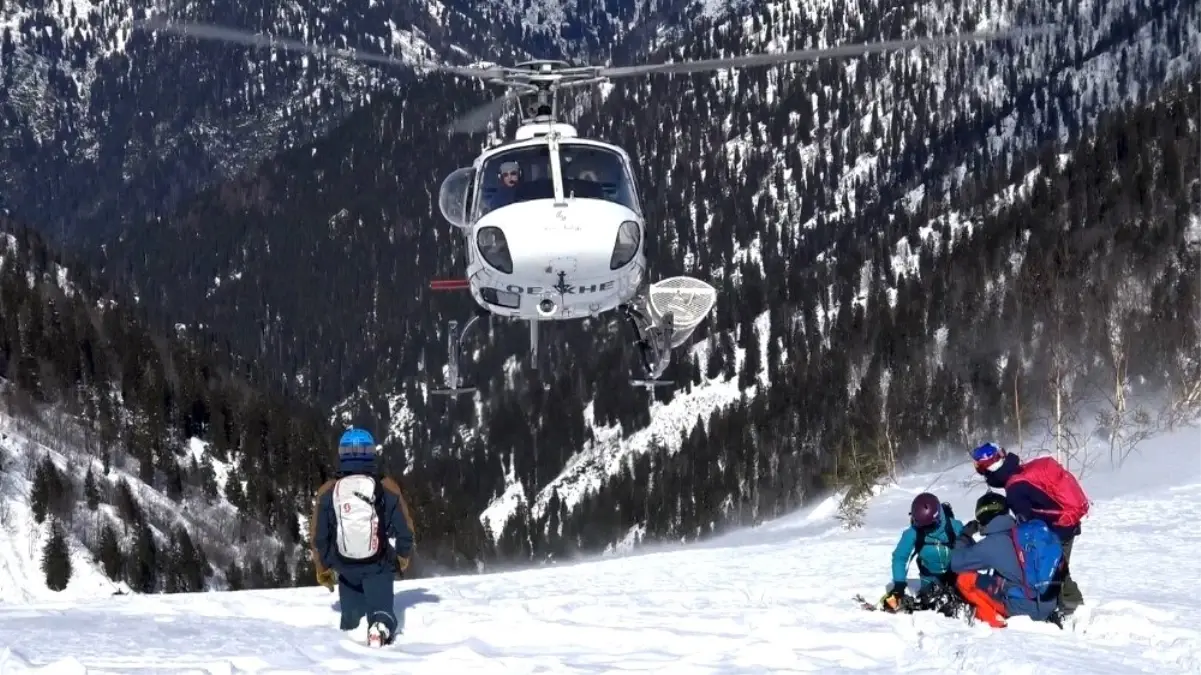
[476,146,554,218]
[475,142,640,218]
[559,143,639,212]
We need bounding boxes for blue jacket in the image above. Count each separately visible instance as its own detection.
[949,514,1056,621]
[311,473,415,579]
[984,453,1081,540]
[892,504,965,589]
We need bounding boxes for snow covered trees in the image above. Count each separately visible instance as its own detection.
[0,220,330,594]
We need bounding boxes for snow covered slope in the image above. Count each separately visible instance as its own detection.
[0,413,124,603]
[0,401,243,602]
[2,425,1197,673]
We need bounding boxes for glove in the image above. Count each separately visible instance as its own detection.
[962,520,981,538]
[316,568,336,591]
[396,555,410,573]
[882,582,907,612]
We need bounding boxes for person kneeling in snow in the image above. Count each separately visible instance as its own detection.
[970,442,1088,616]
[882,492,965,615]
[948,492,1063,628]
[311,428,416,647]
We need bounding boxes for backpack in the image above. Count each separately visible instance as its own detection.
[1005,456,1090,528]
[331,474,387,563]
[1006,519,1064,602]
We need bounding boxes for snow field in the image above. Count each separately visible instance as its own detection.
[0,426,1198,673]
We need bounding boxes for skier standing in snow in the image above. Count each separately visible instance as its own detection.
[882,492,965,614]
[971,442,1088,616]
[948,491,1065,627]
[311,428,416,647]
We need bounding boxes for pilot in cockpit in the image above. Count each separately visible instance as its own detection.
[491,160,522,208]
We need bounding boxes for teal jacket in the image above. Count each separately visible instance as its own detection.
[891,504,965,590]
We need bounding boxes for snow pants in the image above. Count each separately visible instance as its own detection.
[1058,537,1084,612]
[955,571,1009,628]
[336,563,397,635]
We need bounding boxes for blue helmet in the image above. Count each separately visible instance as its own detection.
[339,428,376,449]
[337,427,378,474]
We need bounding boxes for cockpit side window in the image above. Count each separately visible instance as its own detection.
[475,146,554,218]
[559,144,640,213]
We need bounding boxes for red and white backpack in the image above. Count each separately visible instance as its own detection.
[332,474,384,561]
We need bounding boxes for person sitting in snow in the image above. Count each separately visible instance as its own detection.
[882,492,965,614]
[311,427,416,647]
[970,442,1088,616]
[948,492,1064,628]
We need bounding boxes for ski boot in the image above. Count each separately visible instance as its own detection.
[367,621,393,648]
[917,584,969,620]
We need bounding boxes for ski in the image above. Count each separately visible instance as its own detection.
[853,594,883,611]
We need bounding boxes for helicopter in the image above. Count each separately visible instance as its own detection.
[132,18,1053,396]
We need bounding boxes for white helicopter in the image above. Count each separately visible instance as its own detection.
[134,18,1052,396]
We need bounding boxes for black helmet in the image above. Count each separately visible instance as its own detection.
[910,493,942,528]
[975,492,1007,526]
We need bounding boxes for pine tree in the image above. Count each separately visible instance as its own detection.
[246,558,268,590]
[224,474,246,510]
[41,519,73,592]
[84,466,100,511]
[127,522,158,593]
[173,526,206,592]
[30,457,50,524]
[113,478,140,532]
[199,455,219,503]
[96,522,124,581]
[273,548,293,587]
[225,562,244,591]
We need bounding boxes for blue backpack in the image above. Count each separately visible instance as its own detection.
[1006,520,1064,601]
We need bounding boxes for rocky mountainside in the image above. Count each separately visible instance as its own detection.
[79,0,1201,567]
[1,0,693,243]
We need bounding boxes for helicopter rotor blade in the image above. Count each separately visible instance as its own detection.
[598,25,1055,79]
[444,91,518,134]
[131,17,505,80]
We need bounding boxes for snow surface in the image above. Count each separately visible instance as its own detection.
[2,426,1199,673]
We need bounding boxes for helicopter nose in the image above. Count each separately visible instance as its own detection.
[547,256,577,275]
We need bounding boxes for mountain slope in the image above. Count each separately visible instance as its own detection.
[0,408,128,602]
[0,219,353,597]
[547,73,1200,550]
[87,0,1199,562]
[1,425,1197,672]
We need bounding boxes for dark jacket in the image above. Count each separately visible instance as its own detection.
[984,453,1081,540]
[949,514,1056,621]
[310,473,415,579]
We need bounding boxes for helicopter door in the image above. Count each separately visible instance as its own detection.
[438,167,474,229]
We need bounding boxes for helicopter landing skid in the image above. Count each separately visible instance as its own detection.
[621,300,674,390]
[429,314,483,397]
